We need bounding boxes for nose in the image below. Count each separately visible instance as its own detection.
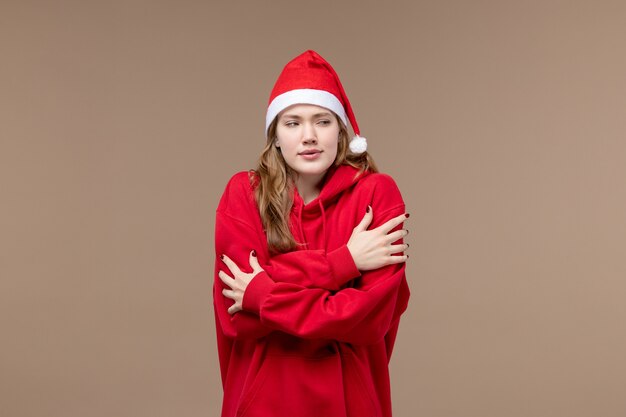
[302,122,317,144]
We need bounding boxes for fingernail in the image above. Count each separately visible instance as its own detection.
[406,243,410,248]
[407,254,410,259]
[251,250,257,257]
[366,206,371,213]
[220,254,224,260]
[406,213,410,218]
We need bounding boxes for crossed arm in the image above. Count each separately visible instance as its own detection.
[213,201,410,345]
[219,207,409,315]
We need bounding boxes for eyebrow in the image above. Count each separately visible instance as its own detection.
[279,112,333,120]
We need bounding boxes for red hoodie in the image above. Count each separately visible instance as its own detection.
[213,164,410,417]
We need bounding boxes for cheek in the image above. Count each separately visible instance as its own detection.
[275,129,298,150]
[278,142,297,157]
[328,147,339,163]
[325,131,340,159]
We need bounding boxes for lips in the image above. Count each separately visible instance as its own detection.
[298,149,322,155]
[298,149,322,160]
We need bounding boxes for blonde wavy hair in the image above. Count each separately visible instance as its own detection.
[252,113,378,254]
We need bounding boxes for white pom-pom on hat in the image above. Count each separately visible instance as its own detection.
[349,135,367,154]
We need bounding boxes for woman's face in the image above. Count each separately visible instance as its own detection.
[275,104,340,180]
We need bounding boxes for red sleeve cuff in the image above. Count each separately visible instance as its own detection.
[242,271,275,315]
[327,245,361,288]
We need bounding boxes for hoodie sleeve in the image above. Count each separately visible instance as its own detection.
[217,211,360,290]
[214,213,359,340]
[213,173,362,340]
[260,245,360,290]
[240,176,410,345]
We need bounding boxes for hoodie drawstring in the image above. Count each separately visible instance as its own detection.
[318,200,327,249]
[296,201,307,249]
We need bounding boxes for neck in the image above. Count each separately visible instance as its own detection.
[295,172,325,204]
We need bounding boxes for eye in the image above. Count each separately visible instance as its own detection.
[317,119,331,126]
[285,121,299,127]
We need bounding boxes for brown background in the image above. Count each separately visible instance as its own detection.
[2,1,626,416]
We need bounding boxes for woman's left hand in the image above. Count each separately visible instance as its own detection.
[219,250,264,315]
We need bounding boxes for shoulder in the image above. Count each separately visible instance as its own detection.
[222,170,259,194]
[357,172,404,201]
[359,172,401,190]
[355,172,405,220]
[225,170,257,188]
[217,170,258,213]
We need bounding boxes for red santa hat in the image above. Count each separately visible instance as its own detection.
[265,50,367,154]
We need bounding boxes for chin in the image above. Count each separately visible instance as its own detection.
[296,163,333,176]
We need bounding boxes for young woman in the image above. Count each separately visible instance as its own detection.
[214,50,410,417]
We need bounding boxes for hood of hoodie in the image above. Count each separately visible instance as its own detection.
[290,164,371,249]
[292,164,370,211]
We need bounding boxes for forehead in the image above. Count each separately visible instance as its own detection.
[278,104,334,119]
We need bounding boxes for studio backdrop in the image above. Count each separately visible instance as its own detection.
[1,1,626,416]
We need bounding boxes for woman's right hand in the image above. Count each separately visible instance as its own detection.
[346,206,410,271]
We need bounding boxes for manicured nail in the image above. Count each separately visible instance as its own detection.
[407,254,410,259]
[251,250,257,257]
[406,243,410,248]
[405,213,410,218]
[220,254,224,260]
[366,206,371,213]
